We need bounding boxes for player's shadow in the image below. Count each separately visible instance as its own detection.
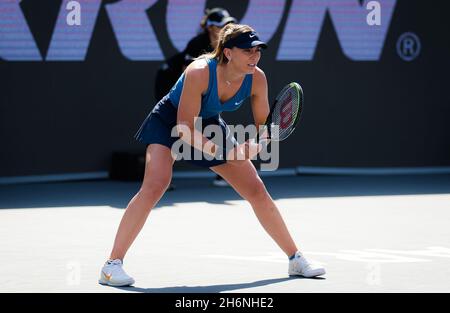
[108,276,325,293]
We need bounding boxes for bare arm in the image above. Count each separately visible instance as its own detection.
[176,60,219,158]
[226,68,270,162]
[251,68,270,139]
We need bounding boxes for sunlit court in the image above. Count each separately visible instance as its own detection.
[1,0,449,296]
[1,174,450,293]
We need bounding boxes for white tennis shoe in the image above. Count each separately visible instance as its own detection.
[98,259,135,287]
[288,251,326,278]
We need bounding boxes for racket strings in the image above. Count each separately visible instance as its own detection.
[271,87,301,140]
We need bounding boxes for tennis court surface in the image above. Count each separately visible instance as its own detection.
[1,174,449,293]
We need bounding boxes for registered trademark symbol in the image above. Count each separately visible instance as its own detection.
[396,32,421,61]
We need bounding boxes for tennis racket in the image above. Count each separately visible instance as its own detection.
[258,82,304,145]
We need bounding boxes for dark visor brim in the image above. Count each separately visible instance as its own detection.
[235,40,268,49]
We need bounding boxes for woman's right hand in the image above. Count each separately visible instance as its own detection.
[226,139,262,165]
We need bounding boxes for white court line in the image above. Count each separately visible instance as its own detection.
[297,166,450,175]
[202,247,450,264]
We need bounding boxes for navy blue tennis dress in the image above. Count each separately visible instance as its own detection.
[134,57,253,168]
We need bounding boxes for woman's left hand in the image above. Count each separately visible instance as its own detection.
[226,139,262,163]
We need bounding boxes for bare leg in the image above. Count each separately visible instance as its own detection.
[211,161,298,257]
[109,144,175,260]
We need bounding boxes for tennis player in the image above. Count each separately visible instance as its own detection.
[155,7,237,187]
[99,24,326,287]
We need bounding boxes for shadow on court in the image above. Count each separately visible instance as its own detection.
[1,174,450,210]
[104,276,324,293]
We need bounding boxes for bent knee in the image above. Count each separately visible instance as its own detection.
[140,177,171,199]
[245,178,269,202]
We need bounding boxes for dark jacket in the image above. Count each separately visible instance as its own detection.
[154,32,213,101]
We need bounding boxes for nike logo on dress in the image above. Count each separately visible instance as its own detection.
[235,100,244,106]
